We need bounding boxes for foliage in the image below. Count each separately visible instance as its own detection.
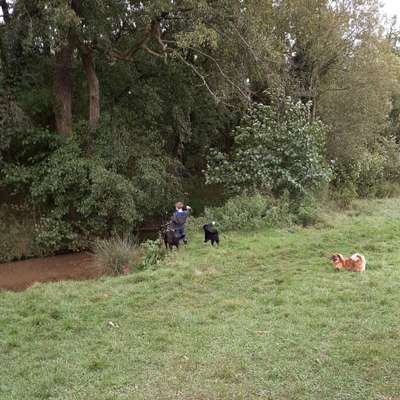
[3,142,141,255]
[0,204,36,262]
[331,136,400,201]
[204,193,293,231]
[293,194,322,227]
[139,239,167,269]
[206,99,331,198]
[0,97,32,169]
[75,114,183,218]
[93,235,140,275]
[32,216,80,256]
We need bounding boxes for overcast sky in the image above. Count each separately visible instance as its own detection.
[381,0,400,18]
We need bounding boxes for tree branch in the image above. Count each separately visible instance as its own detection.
[172,50,220,103]
[166,41,251,102]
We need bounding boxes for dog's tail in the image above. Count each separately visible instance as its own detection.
[350,253,366,270]
[335,253,344,261]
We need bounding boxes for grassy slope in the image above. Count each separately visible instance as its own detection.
[1,199,400,400]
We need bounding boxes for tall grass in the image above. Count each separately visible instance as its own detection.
[93,235,140,275]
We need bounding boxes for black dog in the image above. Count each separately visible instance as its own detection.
[161,223,180,250]
[203,222,219,246]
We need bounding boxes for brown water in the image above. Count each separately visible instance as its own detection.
[0,253,103,292]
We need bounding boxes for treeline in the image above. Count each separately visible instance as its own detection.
[0,0,400,257]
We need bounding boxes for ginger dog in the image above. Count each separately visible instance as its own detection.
[330,253,366,272]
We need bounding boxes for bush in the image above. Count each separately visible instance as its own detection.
[33,216,80,256]
[293,194,321,227]
[3,143,142,255]
[204,193,292,231]
[0,97,32,169]
[356,152,385,198]
[93,235,140,275]
[77,115,182,219]
[139,239,167,269]
[331,136,400,201]
[331,185,358,209]
[0,204,36,262]
[206,98,331,199]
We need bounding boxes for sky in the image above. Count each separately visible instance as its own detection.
[381,0,400,19]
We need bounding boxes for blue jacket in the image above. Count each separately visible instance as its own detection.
[171,210,189,230]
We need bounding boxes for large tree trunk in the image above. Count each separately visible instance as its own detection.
[54,43,73,136]
[0,0,10,24]
[80,46,100,130]
[0,0,11,87]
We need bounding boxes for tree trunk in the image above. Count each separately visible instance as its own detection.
[0,0,10,24]
[0,0,11,87]
[54,43,73,136]
[80,46,100,130]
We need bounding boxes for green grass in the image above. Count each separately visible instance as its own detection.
[2,198,400,399]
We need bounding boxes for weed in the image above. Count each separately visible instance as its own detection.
[93,235,140,275]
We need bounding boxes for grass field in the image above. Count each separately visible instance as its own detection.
[1,199,400,399]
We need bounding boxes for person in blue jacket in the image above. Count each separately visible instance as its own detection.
[170,201,192,244]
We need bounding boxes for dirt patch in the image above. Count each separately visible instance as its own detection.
[0,253,104,292]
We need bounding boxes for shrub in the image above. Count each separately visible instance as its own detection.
[3,143,142,255]
[139,239,167,269]
[379,136,400,183]
[204,193,292,231]
[331,185,358,209]
[93,235,140,275]
[206,98,331,199]
[33,216,80,256]
[293,194,321,227]
[356,152,385,198]
[0,204,36,262]
[331,136,400,201]
[0,97,32,169]
[79,115,182,219]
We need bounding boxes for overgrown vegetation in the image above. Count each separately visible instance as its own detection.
[203,193,292,231]
[206,100,331,199]
[2,1,400,258]
[93,236,139,276]
[2,198,400,399]
[0,204,36,262]
[93,235,167,275]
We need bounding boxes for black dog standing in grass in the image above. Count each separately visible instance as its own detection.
[162,223,180,250]
[203,222,219,246]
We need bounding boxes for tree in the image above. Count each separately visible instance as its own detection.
[206,98,331,198]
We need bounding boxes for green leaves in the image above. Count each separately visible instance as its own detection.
[206,99,331,199]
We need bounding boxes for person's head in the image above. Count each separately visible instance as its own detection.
[175,201,184,211]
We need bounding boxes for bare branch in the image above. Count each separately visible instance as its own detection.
[165,41,251,102]
[141,44,164,58]
[172,50,220,103]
